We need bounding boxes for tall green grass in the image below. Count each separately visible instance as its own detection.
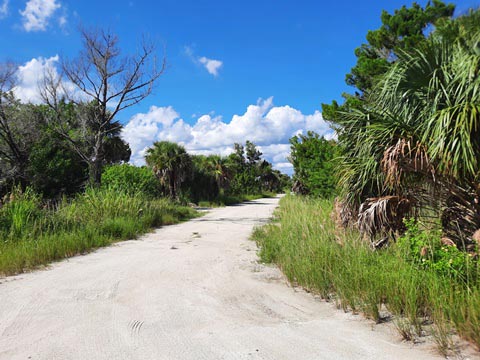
[252,195,480,354]
[0,187,197,276]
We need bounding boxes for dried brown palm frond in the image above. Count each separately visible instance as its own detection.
[358,195,414,248]
[381,138,435,190]
[331,197,358,246]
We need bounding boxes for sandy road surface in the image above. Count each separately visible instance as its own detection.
[0,196,443,360]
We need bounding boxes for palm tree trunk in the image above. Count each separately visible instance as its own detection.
[169,171,176,199]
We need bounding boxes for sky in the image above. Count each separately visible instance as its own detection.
[0,0,478,174]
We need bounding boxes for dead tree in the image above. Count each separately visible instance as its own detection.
[41,28,165,186]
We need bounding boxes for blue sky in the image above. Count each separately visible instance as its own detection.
[1,0,478,173]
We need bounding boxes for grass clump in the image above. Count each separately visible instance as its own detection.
[0,187,197,276]
[252,195,480,353]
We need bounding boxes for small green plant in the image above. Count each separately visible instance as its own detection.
[398,218,477,283]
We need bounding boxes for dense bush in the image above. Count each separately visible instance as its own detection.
[27,129,88,197]
[101,164,162,198]
[289,131,339,197]
[182,162,219,203]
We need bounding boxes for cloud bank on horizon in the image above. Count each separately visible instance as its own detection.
[122,97,334,174]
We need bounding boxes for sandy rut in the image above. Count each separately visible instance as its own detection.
[0,197,442,359]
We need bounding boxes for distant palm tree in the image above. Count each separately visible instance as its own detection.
[145,141,191,199]
[205,155,232,191]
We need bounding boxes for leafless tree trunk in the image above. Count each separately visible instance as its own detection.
[41,27,165,186]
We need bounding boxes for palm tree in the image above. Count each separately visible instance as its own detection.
[205,155,232,192]
[375,29,480,248]
[336,17,480,248]
[145,141,191,199]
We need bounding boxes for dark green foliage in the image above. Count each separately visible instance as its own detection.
[346,48,390,93]
[145,141,192,199]
[0,98,44,193]
[27,128,87,197]
[323,1,455,124]
[346,0,455,93]
[0,96,131,198]
[227,141,275,195]
[228,168,260,195]
[101,164,161,198]
[289,131,339,198]
[182,155,219,203]
[104,135,131,164]
[245,140,262,164]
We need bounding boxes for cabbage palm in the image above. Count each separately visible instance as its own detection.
[337,22,480,247]
[145,141,191,199]
[376,30,480,247]
[205,155,232,191]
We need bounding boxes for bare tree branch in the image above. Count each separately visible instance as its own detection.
[42,27,165,185]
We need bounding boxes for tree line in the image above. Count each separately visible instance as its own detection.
[142,140,289,202]
[102,140,289,204]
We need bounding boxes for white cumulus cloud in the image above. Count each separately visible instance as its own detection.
[20,0,61,32]
[15,55,59,103]
[122,97,334,174]
[198,56,223,77]
[0,0,9,18]
[14,55,79,104]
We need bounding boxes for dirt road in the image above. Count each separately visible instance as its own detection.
[0,196,441,359]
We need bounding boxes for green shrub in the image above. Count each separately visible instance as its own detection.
[101,164,161,198]
[398,218,478,283]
